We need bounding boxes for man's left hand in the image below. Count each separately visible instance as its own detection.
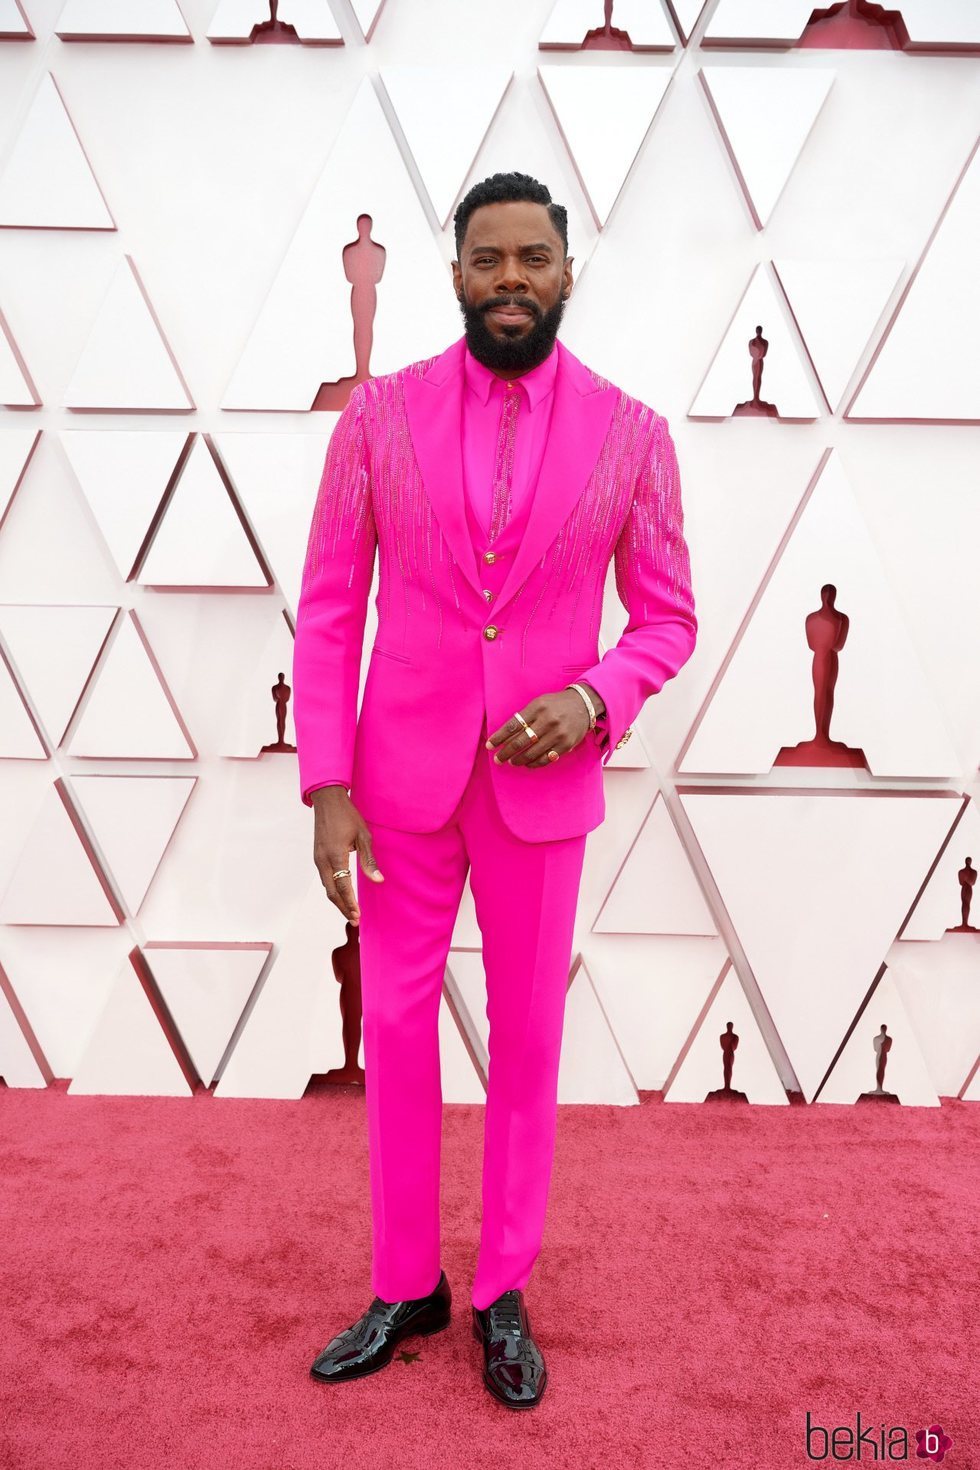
[486,687,604,768]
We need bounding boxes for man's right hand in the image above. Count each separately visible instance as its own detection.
[310,785,384,925]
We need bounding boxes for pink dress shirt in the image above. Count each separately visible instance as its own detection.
[460,339,558,537]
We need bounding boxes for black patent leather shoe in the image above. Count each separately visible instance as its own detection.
[472,1288,547,1408]
[310,1269,451,1383]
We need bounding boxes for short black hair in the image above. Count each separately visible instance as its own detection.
[453,171,568,262]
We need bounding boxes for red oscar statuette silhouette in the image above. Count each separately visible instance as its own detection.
[581,0,634,50]
[858,1023,899,1103]
[798,1,909,52]
[312,213,387,412]
[260,672,297,754]
[324,921,365,1085]
[249,0,299,43]
[705,1021,748,1102]
[732,325,779,418]
[773,583,868,770]
[946,856,978,933]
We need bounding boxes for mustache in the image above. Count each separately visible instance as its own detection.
[482,299,538,315]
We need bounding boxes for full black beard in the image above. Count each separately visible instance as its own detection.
[456,286,566,373]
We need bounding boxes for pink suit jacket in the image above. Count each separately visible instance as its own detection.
[292,333,697,842]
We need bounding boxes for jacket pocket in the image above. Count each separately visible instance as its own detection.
[372,644,414,665]
[562,662,595,674]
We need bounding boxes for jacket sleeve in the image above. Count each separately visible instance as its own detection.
[576,411,697,765]
[292,381,378,805]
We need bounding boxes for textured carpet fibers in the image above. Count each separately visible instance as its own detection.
[1,1082,977,1470]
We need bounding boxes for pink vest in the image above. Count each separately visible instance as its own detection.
[462,442,536,615]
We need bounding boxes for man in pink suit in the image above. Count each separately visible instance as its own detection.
[295,173,697,1408]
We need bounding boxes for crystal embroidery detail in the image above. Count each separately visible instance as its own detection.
[488,383,522,543]
[297,362,695,674]
[302,380,376,591]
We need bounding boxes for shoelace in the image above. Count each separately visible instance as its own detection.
[488,1292,524,1336]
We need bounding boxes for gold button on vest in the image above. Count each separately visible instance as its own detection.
[483,625,499,640]
[483,550,496,564]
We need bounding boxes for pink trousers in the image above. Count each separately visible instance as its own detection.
[355,715,587,1310]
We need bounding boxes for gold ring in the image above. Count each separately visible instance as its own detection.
[332,868,351,880]
[547,749,559,762]
[523,725,538,742]
[513,711,529,730]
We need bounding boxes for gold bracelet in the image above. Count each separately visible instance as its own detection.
[566,682,597,730]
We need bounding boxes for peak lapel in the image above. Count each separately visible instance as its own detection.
[402,339,485,604]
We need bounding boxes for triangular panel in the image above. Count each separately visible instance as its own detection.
[588,933,723,1089]
[215,876,348,1098]
[902,799,979,940]
[679,789,959,1101]
[848,139,980,422]
[885,934,980,1098]
[690,263,823,419]
[221,615,297,756]
[221,77,458,409]
[0,603,116,745]
[65,611,196,760]
[63,256,194,412]
[68,953,193,1095]
[0,72,114,229]
[380,66,512,227]
[557,956,639,1103]
[0,317,40,408]
[56,0,192,38]
[539,63,673,226]
[138,436,268,589]
[70,774,196,916]
[60,428,187,579]
[145,942,269,1085]
[214,429,329,615]
[664,963,789,1104]
[700,64,835,227]
[816,970,939,1106]
[680,452,961,778]
[594,791,716,935]
[774,256,905,414]
[0,783,120,926]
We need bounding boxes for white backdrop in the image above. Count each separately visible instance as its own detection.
[0,0,979,1106]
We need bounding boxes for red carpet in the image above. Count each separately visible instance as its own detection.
[1,1082,977,1470]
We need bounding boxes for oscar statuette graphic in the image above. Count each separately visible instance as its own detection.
[858,1024,899,1104]
[250,1,299,43]
[946,856,978,933]
[732,324,778,418]
[259,672,296,754]
[581,0,633,50]
[312,213,387,411]
[706,1021,748,1102]
[774,583,868,769]
[324,921,365,1086]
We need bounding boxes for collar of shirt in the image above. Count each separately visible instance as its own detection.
[463,337,558,414]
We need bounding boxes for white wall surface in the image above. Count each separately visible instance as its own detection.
[0,0,978,1103]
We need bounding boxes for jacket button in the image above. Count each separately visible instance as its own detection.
[483,625,499,640]
[482,589,493,601]
[483,551,496,564]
